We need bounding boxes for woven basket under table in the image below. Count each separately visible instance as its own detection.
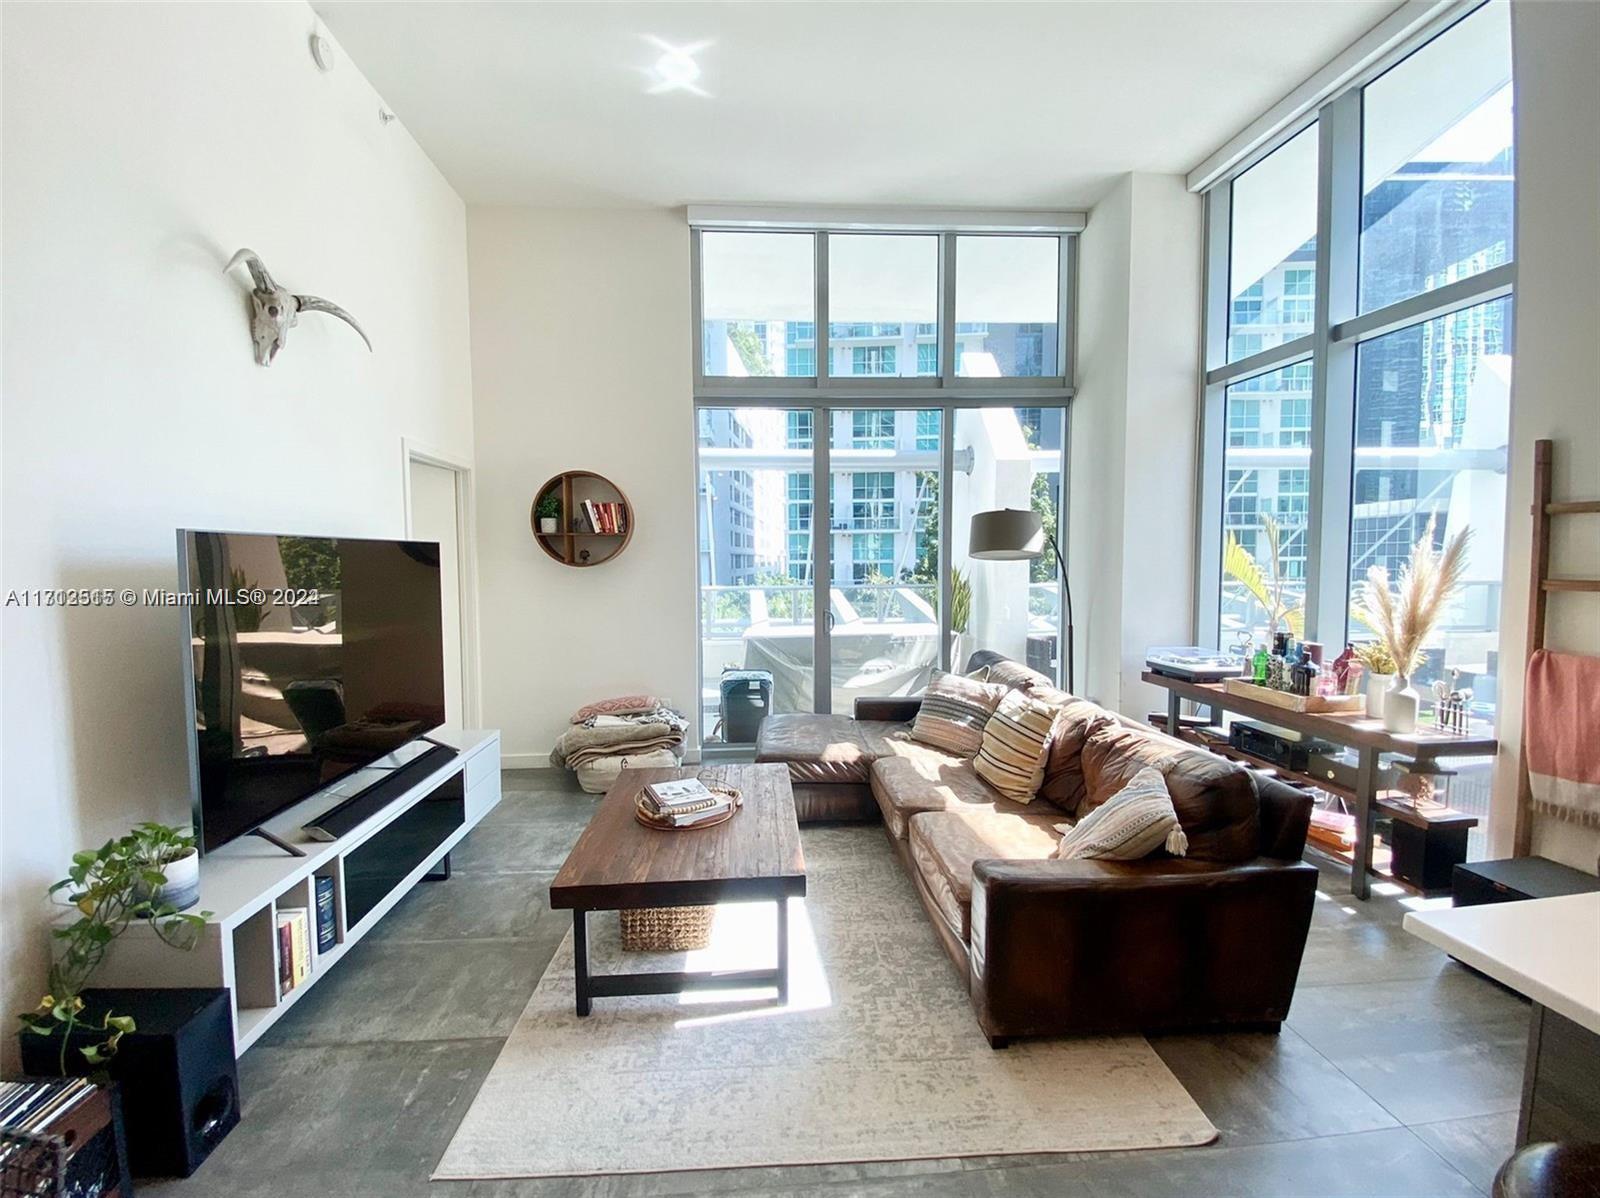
[619,905,713,952]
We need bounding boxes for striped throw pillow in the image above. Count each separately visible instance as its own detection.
[1053,767,1189,860]
[909,670,1006,757]
[973,688,1059,802]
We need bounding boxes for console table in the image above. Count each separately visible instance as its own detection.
[87,728,501,1053]
[1141,671,1496,898]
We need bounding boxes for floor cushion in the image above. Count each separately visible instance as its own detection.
[907,808,1060,941]
[1079,721,1260,862]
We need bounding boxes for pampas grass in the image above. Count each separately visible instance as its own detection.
[1353,517,1472,678]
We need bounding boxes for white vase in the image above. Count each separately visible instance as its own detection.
[1365,672,1392,718]
[138,849,201,911]
[1383,673,1420,734]
[538,517,558,534]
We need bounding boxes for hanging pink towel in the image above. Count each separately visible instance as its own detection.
[1524,649,1600,828]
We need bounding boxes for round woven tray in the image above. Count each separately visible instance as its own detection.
[633,784,743,831]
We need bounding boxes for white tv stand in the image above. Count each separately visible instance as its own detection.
[91,728,501,1054]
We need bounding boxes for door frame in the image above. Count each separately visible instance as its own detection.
[400,438,482,730]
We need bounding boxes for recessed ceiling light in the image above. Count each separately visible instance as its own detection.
[644,36,711,96]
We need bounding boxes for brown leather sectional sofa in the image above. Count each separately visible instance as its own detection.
[755,653,1319,1047]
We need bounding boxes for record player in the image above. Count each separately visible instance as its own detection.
[1144,646,1246,683]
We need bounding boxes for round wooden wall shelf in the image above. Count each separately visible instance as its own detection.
[530,471,633,568]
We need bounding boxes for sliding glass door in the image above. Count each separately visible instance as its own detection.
[825,409,943,714]
[697,408,815,742]
[951,407,1066,680]
[698,404,1065,745]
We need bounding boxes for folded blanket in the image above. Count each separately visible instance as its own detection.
[560,737,684,770]
[551,719,686,770]
[580,705,688,733]
[1525,649,1600,828]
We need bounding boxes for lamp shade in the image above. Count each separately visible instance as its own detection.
[968,508,1046,560]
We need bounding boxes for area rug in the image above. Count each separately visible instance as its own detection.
[433,826,1216,1180]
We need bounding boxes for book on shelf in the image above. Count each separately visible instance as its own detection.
[276,907,312,995]
[578,499,626,535]
[314,875,337,954]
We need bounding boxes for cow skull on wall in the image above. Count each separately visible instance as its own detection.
[225,248,372,366]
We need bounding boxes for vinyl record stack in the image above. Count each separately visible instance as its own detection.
[0,1078,130,1198]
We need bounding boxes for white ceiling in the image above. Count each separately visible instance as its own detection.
[315,1,1400,210]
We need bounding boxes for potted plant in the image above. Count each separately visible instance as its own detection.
[18,823,209,1073]
[1351,640,1401,719]
[949,568,972,669]
[1353,519,1472,734]
[1224,515,1304,637]
[535,492,561,535]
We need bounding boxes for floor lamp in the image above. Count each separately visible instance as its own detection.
[968,508,1075,695]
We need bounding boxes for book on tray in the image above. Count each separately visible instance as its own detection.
[641,778,731,824]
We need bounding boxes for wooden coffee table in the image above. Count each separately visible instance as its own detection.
[547,763,806,1016]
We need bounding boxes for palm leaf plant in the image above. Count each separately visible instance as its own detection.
[1223,515,1304,637]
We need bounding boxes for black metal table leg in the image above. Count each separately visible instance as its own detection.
[1165,691,1182,736]
[1352,747,1377,899]
[573,909,591,1017]
[776,896,790,1005]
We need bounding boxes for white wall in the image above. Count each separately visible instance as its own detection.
[1490,0,1600,870]
[1070,174,1203,716]
[467,208,697,766]
[0,2,473,1070]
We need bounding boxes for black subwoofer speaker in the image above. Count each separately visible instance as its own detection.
[19,987,240,1178]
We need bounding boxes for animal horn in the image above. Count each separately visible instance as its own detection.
[294,295,373,352]
[225,248,276,293]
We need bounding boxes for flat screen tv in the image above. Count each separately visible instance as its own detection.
[178,530,447,854]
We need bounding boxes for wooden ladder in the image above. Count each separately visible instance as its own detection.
[1513,438,1600,855]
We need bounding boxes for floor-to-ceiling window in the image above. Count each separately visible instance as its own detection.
[693,216,1077,744]
[1197,0,1513,851]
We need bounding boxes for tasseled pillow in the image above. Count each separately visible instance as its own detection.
[1053,766,1189,860]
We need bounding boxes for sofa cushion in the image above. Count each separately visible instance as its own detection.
[964,652,1053,692]
[973,688,1058,802]
[908,808,1060,941]
[755,713,914,785]
[1028,688,1113,816]
[1053,766,1188,860]
[909,670,1007,757]
[871,754,1040,840]
[1080,722,1260,863]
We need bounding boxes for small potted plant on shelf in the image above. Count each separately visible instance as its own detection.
[1353,517,1472,734]
[1352,640,1401,719]
[18,823,210,1074]
[535,492,561,535]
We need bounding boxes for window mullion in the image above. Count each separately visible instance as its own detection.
[815,233,831,393]
[1304,90,1362,649]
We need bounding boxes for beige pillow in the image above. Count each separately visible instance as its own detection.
[973,688,1059,802]
[909,670,1006,757]
[1053,766,1188,860]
